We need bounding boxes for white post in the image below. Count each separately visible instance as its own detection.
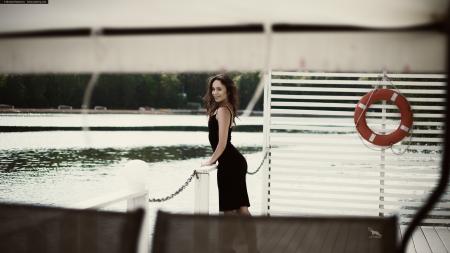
[127,190,149,253]
[261,70,271,215]
[379,79,387,216]
[194,169,210,214]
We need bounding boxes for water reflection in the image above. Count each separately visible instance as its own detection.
[0,145,262,173]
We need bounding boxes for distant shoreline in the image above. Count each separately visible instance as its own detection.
[0,108,263,116]
[0,125,263,132]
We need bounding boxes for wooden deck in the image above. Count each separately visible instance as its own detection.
[252,225,450,253]
[400,226,450,253]
[153,212,450,253]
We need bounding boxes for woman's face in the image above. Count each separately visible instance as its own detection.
[211,80,228,103]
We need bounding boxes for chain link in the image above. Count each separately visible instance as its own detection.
[247,150,269,175]
[148,170,197,202]
[148,149,270,202]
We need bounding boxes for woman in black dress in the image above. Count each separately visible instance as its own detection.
[201,73,251,216]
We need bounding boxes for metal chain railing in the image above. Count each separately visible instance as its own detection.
[148,149,270,202]
[148,170,197,202]
[247,149,269,175]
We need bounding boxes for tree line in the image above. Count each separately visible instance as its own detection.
[0,72,263,111]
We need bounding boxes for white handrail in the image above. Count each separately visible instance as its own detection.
[73,188,148,209]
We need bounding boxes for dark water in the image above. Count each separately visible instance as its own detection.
[0,144,263,207]
[0,145,262,173]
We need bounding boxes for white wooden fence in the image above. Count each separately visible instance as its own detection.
[263,71,449,226]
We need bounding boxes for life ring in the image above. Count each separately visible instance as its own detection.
[354,89,413,147]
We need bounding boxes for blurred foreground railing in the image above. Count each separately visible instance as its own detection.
[72,187,149,253]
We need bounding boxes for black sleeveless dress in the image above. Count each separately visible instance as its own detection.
[208,108,250,211]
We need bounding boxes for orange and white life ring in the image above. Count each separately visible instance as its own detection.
[354,89,413,147]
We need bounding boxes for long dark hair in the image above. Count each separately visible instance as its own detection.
[203,74,239,124]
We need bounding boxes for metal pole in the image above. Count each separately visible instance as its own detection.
[379,77,387,216]
[261,70,271,215]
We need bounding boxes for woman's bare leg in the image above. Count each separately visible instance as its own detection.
[224,210,238,215]
[219,210,238,253]
[237,207,259,253]
[238,206,251,216]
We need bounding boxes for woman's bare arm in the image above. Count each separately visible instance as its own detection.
[204,107,230,165]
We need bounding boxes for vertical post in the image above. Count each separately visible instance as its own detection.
[127,190,149,253]
[193,170,211,252]
[194,170,210,214]
[380,141,386,216]
[261,70,271,215]
[379,79,387,216]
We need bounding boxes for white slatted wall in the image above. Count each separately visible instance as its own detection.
[265,71,449,226]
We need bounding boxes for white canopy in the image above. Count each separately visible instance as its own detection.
[0,0,447,31]
[0,0,448,73]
